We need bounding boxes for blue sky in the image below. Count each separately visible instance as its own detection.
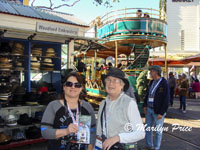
[32,0,159,24]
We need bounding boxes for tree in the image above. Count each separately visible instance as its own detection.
[30,0,120,10]
[136,70,149,102]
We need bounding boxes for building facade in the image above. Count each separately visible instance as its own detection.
[167,0,200,54]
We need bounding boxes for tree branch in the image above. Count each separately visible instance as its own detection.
[32,0,117,10]
[53,0,81,9]
[31,0,36,7]
[49,0,53,8]
[34,0,81,10]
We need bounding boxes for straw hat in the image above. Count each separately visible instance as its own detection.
[31,62,40,70]
[31,48,42,56]
[46,48,55,53]
[43,58,52,63]
[14,62,24,71]
[31,56,40,70]
[0,63,12,70]
[14,43,24,50]
[45,48,56,57]
[41,58,54,71]
[0,57,9,63]
[12,43,24,55]
[31,57,38,62]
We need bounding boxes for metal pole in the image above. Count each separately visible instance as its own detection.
[115,41,118,68]
[84,53,86,76]
[94,50,97,80]
[125,8,126,18]
[25,40,31,92]
[164,44,168,78]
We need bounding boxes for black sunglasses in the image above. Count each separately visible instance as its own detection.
[64,81,82,88]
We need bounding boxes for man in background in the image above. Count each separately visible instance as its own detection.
[168,72,176,106]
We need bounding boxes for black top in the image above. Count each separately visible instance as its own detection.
[41,100,96,150]
[144,78,170,115]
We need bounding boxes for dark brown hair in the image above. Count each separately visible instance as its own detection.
[61,71,86,100]
[63,71,84,85]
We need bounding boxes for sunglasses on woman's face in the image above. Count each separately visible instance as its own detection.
[64,81,82,88]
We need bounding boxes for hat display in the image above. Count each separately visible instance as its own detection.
[11,86,26,106]
[38,86,48,95]
[0,132,11,145]
[13,86,26,95]
[12,129,26,141]
[31,48,42,56]
[41,58,54,71]
[0,57,9,63]
[24,92,39,105]
[5,114,17,127]
[25,126,41,139]
[0,71,11,77]
[45,48,56,57]
[33,111,43,123]
[31,57,38,62]
[31,57,40,70]
[18,113,32,125]
[0,57,12,70]
[0,92,11,101]
[12,43,24,55]
[39,92,50,105]
[0,83,11,107]
[9,76,20,84]
[104,68,129,91]
[148,65,162,74]
[13,61,24,71]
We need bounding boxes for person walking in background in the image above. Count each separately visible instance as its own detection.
[175,74,182,98]
[143,65,170,150]
[168,72,176,106]
[191,79,200,93]
[178,73,189,113]
[191,79,200,99]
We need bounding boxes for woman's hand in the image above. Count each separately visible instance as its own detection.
[87,144,94,150]
[102,136,120,150]
[66,123,78,135]
[157,114,163,120]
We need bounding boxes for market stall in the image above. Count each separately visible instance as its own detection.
[0,0,92,148]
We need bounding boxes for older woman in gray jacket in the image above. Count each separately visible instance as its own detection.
[96,68,145,150]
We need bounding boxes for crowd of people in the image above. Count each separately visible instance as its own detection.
[168,71,200,113]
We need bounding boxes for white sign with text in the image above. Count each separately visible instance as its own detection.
[36,22,79,36]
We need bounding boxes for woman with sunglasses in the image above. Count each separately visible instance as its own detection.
[41,72,96,150]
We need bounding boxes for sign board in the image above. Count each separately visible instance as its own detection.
[36,22,79,36]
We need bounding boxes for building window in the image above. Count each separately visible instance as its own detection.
[181,30,184,51]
